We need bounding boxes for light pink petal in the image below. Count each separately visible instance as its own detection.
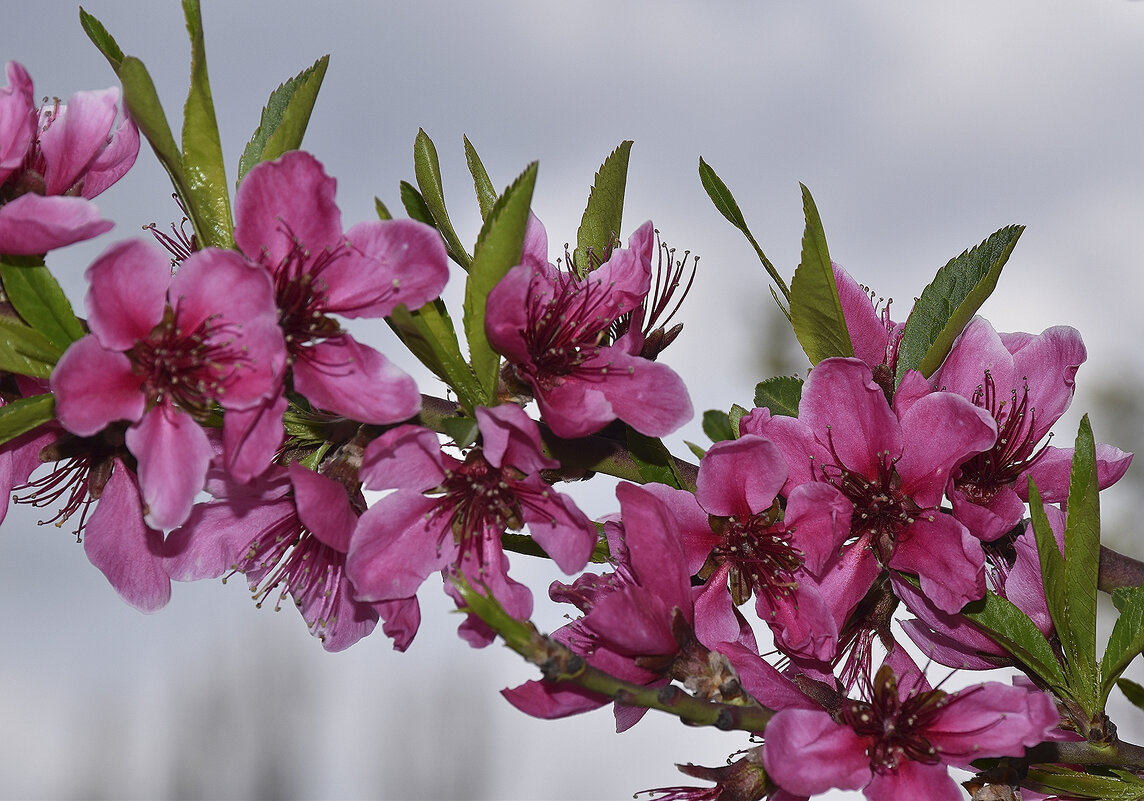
[516,475,595,573]
[896,390,996,508]
[891,514,984,614]
[51,335,144,435]
[927,681,1059,760]
[222,393,286,483]
[376,596,421,652]
[588,347,693,437]
[84,238,169,350]
[785,482,853,575]
[345,491,447,601]
[39,87,119,195]
[79,112,139,198]
[84,460,171,612]
[484,263,539,365]
[696,435,787,518]
[739,407,831,491]
[762,708,871,796]
[292,335,421,424]
[169,247,279,334]
[520,212,549,268]
[1009,325,1086,440]
[892,368,932,418]
[0,194,113,255]
[864,760,961,801]
[289,462,357,553]
[934,317,1016,397]
[1025,442,1134,503]
[475,403,556,473]
[0,62,35,183]
[234,150,343,264]
[332,219,450,318]
[616,482,691,610]
[359,424,447,492]
[834,262,890,369]
[533,376,616,438]
[127,405,213,530]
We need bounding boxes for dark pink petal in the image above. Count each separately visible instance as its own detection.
[693,566,743,645]
[221,394,286,483]
[84,238,169,350]
[785,482,852,575]
[290,462,357,552]
[450,546,534,647]
[533,375,617,438]
[892,368,932,418]
[0,193,114,255]
[1005,515,1059,637]
[864,760,961,801]
[762,708,871,796]
[800,358,901,477]
[926,682,1059,761]
[234,150,343,265]
[739,407,831,491]
[51,335,144,435]
[585,346,693,437]
[79,112,139,198]
[501,677,608,720]
[304,579,378,653]
[1009,325,1086,440]
[715,640,818,712]
[475,403,557,474]
[806,537,881,627]
[292,335,421,424]
[484,263,539,365]
[760,582,839,662]
[345,491,446,601]
[83,459,171,612]
[896,390,996,508]
[587,221,654,312]
[0,424,55,527]
[332,219,450,318]
[585,584,677,657]
[126,405,213,530]
[376,596,421,652]
[515,474,595,573]
[0,62,35,184]
[891,514,984,614]
[360,424,447,492]
[834,262,890,369]
[641,482,716,575]
[169,247,278,335]
[1025,443,1133,503]
[617,482,690,610]
[893,572,1010,669]
[696,435,787,518]
[949,484,1027,542]
[900,618,1003,671]
[935,317,1016,397]
[39,87,119,195]
[520,212,549,268]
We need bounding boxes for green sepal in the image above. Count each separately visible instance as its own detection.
[463,162,538,405]
[702,409,735,443]
[0,257,85,350]
[387,300,482,413]
[574,141,631,274]
[399,181,436,228]
[625,428,687,490]
[728,404,748,437]
[414,129,471,270]
[0,317,63,378]
[1118,677,1144,712]
[463,135,497,221]
[1023,764,1144,801]
[959,586,1069,695]
[789,184,853,365]
[237,55,330,185]
[0,393,55,447]
[685,441,706,460]
[79,7,125,70]
[180,0,234,249]
[894,225,1023,385]
[374,197,393,221]
[1101,586,1144,707]
[697,158,789,308]
[753,375,803,417]
[442,415,479,449]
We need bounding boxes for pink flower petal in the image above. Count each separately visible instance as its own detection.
[0,193,113,255]
[292,335,421,424]
[345,491,446,601]
[290,462,357,553]
[80,112,139,198]
[896,390,996,508]
[51,335,144,435]
[475,403,556,474]
[360,424,447,492]
[333,219,450,318]
[39,87,119,196]
[126,405,213,530]
[0,62,35,183]
[221,394,286,483]
[696,435,787,518]
[84,238,169,350]
[762,708,871,796]
[890,514,984,614]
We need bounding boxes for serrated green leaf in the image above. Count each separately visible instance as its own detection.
[753,375,803,417]
[0,394,55,446]
[0,257,85,350]
[789,184,853,365]
[374,197,393,221]
[181,0,234,249]
[1102,586,1144,707]
[702,409,734,443]
[238,55,329,184]
[399,181,436,227]
[414,129,471,270]
[79,7,125,70]
[1118,677,1144,712]
[1028,478,1069,654]
[1063,414,1101,710]
[0,317,63,378]
[387,299,482,413]
[698,158,789,304]
[464,135,497,221]
[463,162,538,404]
[894,225,1023,385]
[625,428,685,490]
[574,141,631,274]
[960,587,1068,694]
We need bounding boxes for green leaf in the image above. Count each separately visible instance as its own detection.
[1028,478,1069,657]
[697,158,789,305]
[0,394,55,447]
[702,409,734,443]
[464,135,497,221]
[1062,414,1101,709]
[894,225,1023,385]
[399,181,436,227]
[1101,585,1144,706]
[237,55,330,185]
[960,587,1068,694]
[0,257,85,351]
[79,7,125,70]
[753,375,803,417]
[463,162,538,404]
[442,416,479,449]
[374,197,393,221]
[387,300,483,413]
[685,441,706,461]
[1118,677,1144,712]
[789,184,853,365]
[728,404,748,437]
[117,57,187,199]
[414,129,472,270]
[0,317,63,378]
[625,428,686,490]
[180,0,234,249]
[574,141,631,274]
[1024,764,1144,801]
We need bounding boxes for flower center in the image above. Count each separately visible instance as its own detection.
[840,664,948,773]
[820,440,917,564]
[430,450,524,568]
[272,239,345,355]
[708,506,804,607]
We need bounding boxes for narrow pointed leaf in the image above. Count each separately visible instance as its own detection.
[625,428,687,490]
[894,225,1023,384]
[1118,677,1144,712]
[0,393,55,447]
[574,141,631,273]
[180,0,234,249]
[1101,585,1144,707]
[702,409,734,443]
[117,57,187,198]
[399,181,436,228]
[238,55,330,184]
[1028,478,1068,643]
[1063,414,1101,708]
[685,441,706,461]
[374,197,393,221]
[698,157,789,301]
[388,300,482,413]
[414,129,471,270]
[1024,765,1144,801]
[0,258,85,350]
[463,162,538,403]
[79,8,125,70]
[960,587,1068,694]
[464,135,497,221]
[0,318,62,377]
[789,184,853,365]
[753,375,803,417]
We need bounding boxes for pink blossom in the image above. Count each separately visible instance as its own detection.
[233,150,448,426]
[485,217,692,438]
[51,238,286,530]
[0,61,138,254]
[346,403,596,647]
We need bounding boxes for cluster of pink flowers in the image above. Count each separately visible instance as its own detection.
[2,55,1137,801]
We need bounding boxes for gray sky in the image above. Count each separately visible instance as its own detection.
[4,2,1144,799]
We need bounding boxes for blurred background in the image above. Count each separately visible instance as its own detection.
[4,2,1144,798]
